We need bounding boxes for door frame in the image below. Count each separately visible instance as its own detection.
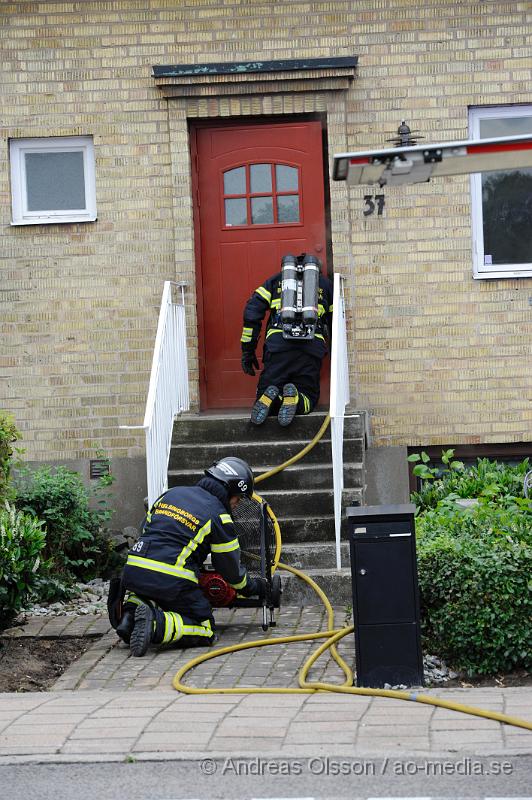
[189,113,333,411]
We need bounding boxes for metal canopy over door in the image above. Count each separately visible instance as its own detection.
[193,120,329,409]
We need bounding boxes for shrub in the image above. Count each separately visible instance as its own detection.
[409,450,530,513]
[0,502,47,626]
[0,412,23,504]
[412,452,532,675]
[15,465,115,584]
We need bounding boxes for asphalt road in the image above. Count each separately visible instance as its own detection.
[2,754,532,799]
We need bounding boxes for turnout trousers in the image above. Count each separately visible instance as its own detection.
[125,580,215,648]
[256,347,322,414]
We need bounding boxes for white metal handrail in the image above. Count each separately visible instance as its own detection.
[330,272,350,569]
[121,281,190,507]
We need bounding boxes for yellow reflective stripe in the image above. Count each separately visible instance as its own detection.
[318,303,325,316]
[259,393,274,407]
[241,326,253,343]
[302,394,310,413]
[329,304,333,313]
[283,395,298,406]
[270,298,281,309]
[256,286,271,302]
[126,593,143,606]
[230,574,248,590]
[266,328,283,338]
[315,333,325,341]
[219,513,232,525]
[126,554,198,583]
[163,611,183,644]
[183,619,213,638]
[211,538,239,553]
[175,520,211,571]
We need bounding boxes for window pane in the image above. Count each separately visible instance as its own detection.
[25,151,85,211]
[482,171,532,265]
[277,195,300,223]
[479,114,532,266]
[251,196,273,224]
[225,198,247,226]
[479,116,532,138]
[250,163,272,194]
[223,167,246,195]
[276,165,298,192]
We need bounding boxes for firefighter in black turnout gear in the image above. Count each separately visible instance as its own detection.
[241,254,333,427]
[115,457,264,657]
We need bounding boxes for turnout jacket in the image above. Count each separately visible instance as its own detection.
[123,485,249,601]
[241,272,334,360]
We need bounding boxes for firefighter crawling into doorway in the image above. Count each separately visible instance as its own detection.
[241,253,333,427]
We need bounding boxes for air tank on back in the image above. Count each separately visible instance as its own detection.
[301,254,320,326]
[279,254,298,325]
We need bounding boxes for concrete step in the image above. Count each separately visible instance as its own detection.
[168,436,364,471]
[279,541,351,570]
[173,411,366,444]
[258,488,363,534]
[269,514,336,543]
[278,566,353,606]
[168,461,364,492]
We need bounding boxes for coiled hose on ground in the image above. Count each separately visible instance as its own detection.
[173,414,532,732]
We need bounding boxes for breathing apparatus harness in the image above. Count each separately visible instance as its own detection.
[279,253,321,340]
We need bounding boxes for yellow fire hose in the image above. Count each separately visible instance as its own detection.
[172,416,532,732]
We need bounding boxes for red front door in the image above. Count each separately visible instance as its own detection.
[193,120,328,409]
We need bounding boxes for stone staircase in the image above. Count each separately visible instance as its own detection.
[169,410,367,605]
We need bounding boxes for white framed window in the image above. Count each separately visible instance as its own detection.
[469,106,532,279]
[10,135,96,225]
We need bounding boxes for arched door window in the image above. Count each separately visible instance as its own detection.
[223,163,300,227]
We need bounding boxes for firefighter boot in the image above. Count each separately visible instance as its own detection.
[250,385,279,426]
[278,383,299,427]
[115,603,136,645]
[130,603,156,657]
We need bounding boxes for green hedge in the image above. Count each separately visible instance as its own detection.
[411,453,532,675]
[0,412,22,505]
[0,502,46,626]
[416,501,532,675]
[15,465,115,583]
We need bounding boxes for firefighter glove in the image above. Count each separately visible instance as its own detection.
[241,350,260,376]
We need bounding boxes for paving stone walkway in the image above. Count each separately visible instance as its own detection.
[1,606,532,764]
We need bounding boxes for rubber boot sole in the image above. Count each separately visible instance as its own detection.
[250,385,279,425]
[278,383,299,427]
[129,604,154,657]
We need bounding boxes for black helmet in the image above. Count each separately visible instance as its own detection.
[205,457,254,498]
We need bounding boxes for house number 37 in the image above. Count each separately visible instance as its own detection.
[363,194,385,216]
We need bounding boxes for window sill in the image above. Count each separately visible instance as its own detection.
[473,269,532,279]
[11,215,97,226]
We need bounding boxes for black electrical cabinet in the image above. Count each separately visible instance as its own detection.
[347,504,423,688]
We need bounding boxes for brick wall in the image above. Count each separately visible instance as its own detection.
[1,0,531,464]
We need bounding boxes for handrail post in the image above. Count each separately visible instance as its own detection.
[121,281,190,509]
[330,273,350,570]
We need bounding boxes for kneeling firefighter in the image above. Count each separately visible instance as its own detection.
[114,457,265,657]
[241,253,333,427]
